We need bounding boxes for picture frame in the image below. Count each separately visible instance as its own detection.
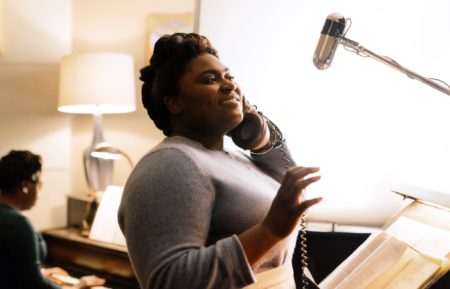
[145,12,194,63]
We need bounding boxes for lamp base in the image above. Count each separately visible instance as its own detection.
[83,148,114,194]
[83,112,114,194]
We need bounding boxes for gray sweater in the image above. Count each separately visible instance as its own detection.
[118,136,297,289]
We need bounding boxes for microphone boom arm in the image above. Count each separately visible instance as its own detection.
[339,36,450,96]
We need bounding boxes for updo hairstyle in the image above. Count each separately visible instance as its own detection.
[140,33,218,136]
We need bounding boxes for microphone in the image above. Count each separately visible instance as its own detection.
[313,12,346,70]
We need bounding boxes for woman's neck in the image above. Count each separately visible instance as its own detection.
[0,194,21,210]
[171,130,224,151]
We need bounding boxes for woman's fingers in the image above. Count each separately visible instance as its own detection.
[297,197,323,214]
[279,166,320,201]
[297,175,321,202]
[280,167,320,188]
[78,275,106,288]
[262,166,322,239]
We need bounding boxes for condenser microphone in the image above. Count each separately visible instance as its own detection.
[313,12,346,70]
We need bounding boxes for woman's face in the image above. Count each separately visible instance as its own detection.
[173,53,244,136]
[21,171,42,211]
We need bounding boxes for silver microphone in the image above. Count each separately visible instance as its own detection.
[313,12,346,70]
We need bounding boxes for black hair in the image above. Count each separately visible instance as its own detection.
[0,150,42,195]
[140,32,218,136]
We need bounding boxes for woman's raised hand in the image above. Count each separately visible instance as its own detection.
[261,166,322,240]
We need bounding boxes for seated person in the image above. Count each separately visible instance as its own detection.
[0,150,105,289]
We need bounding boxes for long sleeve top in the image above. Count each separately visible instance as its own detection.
[118,136,297,289]
[0,203,60,289]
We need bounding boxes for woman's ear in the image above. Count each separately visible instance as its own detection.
[164,96,184,114]
[20,181,29,194]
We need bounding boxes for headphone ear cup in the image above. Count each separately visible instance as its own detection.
[230,111,270,150]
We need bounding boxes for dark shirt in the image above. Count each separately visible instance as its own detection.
[0,203,60,289]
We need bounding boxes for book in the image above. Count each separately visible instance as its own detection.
[385,216,450,259]
[320,231,412,289]
[319,231,388,289]
[365,246,419,289]
[89,185,127,246]
[383,253,447,289]
[319,213,450,289]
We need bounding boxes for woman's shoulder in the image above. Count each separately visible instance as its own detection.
[0,205,26,221]
[141,137,198,161]
[140,136,211,164]
[131,137,204,175]
[122,137,214,198]
[0,206,34,233]
[154,136,208,153]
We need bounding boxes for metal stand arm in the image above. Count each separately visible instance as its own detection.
[339,36,450,96]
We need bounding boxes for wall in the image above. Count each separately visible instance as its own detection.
[0,63,71,230]
[197,0,450,227]
[70,0,196,198]
[0,0,73,230]
[3,0,449,230]
[0,0,195,230]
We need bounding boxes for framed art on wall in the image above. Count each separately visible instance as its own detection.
[145,12,194,63]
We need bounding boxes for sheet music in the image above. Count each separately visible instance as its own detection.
[385,216,450,259]
[89,185,126,246]
[383,254,443,289]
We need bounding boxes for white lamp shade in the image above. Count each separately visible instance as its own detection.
[58,52,136,114]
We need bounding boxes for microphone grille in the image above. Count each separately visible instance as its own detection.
[321,13,346,37]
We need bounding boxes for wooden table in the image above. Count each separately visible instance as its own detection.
[42,227,139,289]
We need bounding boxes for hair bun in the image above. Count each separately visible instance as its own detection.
[139,65,155,82]
[150,33,185,68]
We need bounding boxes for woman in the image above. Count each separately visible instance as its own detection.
[0,150,105,289]
[118,33,322,289]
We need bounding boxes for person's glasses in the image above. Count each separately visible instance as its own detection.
[30,172,43,190]
[29,179,42,190]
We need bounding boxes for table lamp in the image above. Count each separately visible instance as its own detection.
[91,142,134,168]
[58,52,136,197]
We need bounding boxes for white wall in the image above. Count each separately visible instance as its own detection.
[3,0,449,230]
[197,0,450,227]
[0,0,195,230]
[69,0,195,197]
[0,62,71,230]
[0,0,72,63]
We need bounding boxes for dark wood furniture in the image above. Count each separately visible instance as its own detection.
[43,227,448,289]
[45,198,447,289]
[42,227,139,289]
